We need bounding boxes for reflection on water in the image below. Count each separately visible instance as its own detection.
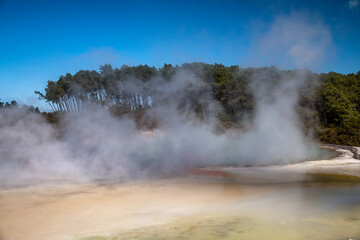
[1,171,359,240]
[109,182,360,240]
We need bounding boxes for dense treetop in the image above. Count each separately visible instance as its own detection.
[2,63,360,146]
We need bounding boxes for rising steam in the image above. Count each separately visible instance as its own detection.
[0,13,333,187]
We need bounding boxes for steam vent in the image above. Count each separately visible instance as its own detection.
[1,0,360,239]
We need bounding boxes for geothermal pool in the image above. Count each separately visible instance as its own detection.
[0,178,359,240]
[0,149,359,240]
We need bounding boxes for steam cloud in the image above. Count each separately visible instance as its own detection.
[251,12,333,71]
[0,13,332,187]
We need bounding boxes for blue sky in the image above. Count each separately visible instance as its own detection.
[0,0,359,109]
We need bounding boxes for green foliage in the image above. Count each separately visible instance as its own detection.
[34,63,360,146]
[315,71,360,145]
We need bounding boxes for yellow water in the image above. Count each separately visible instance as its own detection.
[101,182,360,240]
[1,178,359,240]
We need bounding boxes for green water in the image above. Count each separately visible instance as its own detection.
[82,182,360,240]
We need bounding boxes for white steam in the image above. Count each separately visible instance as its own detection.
[236,70,314,164]
[0,13,332,187]
[0,69,320,187]
[251,12,334,71]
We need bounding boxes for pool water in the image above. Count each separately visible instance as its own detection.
[90,182,360,240]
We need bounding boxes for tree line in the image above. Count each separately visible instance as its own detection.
[0,99,40,113]
[35,64,158,112]
[0,99,19,109]
[11,62,360,146]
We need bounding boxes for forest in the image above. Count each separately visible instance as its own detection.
[2,63,360,146]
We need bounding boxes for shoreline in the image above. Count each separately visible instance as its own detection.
[0,145,359,240]
[189,146,360,183]
[322,144,360,160]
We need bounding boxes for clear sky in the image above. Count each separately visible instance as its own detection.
[0,0,359,109]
